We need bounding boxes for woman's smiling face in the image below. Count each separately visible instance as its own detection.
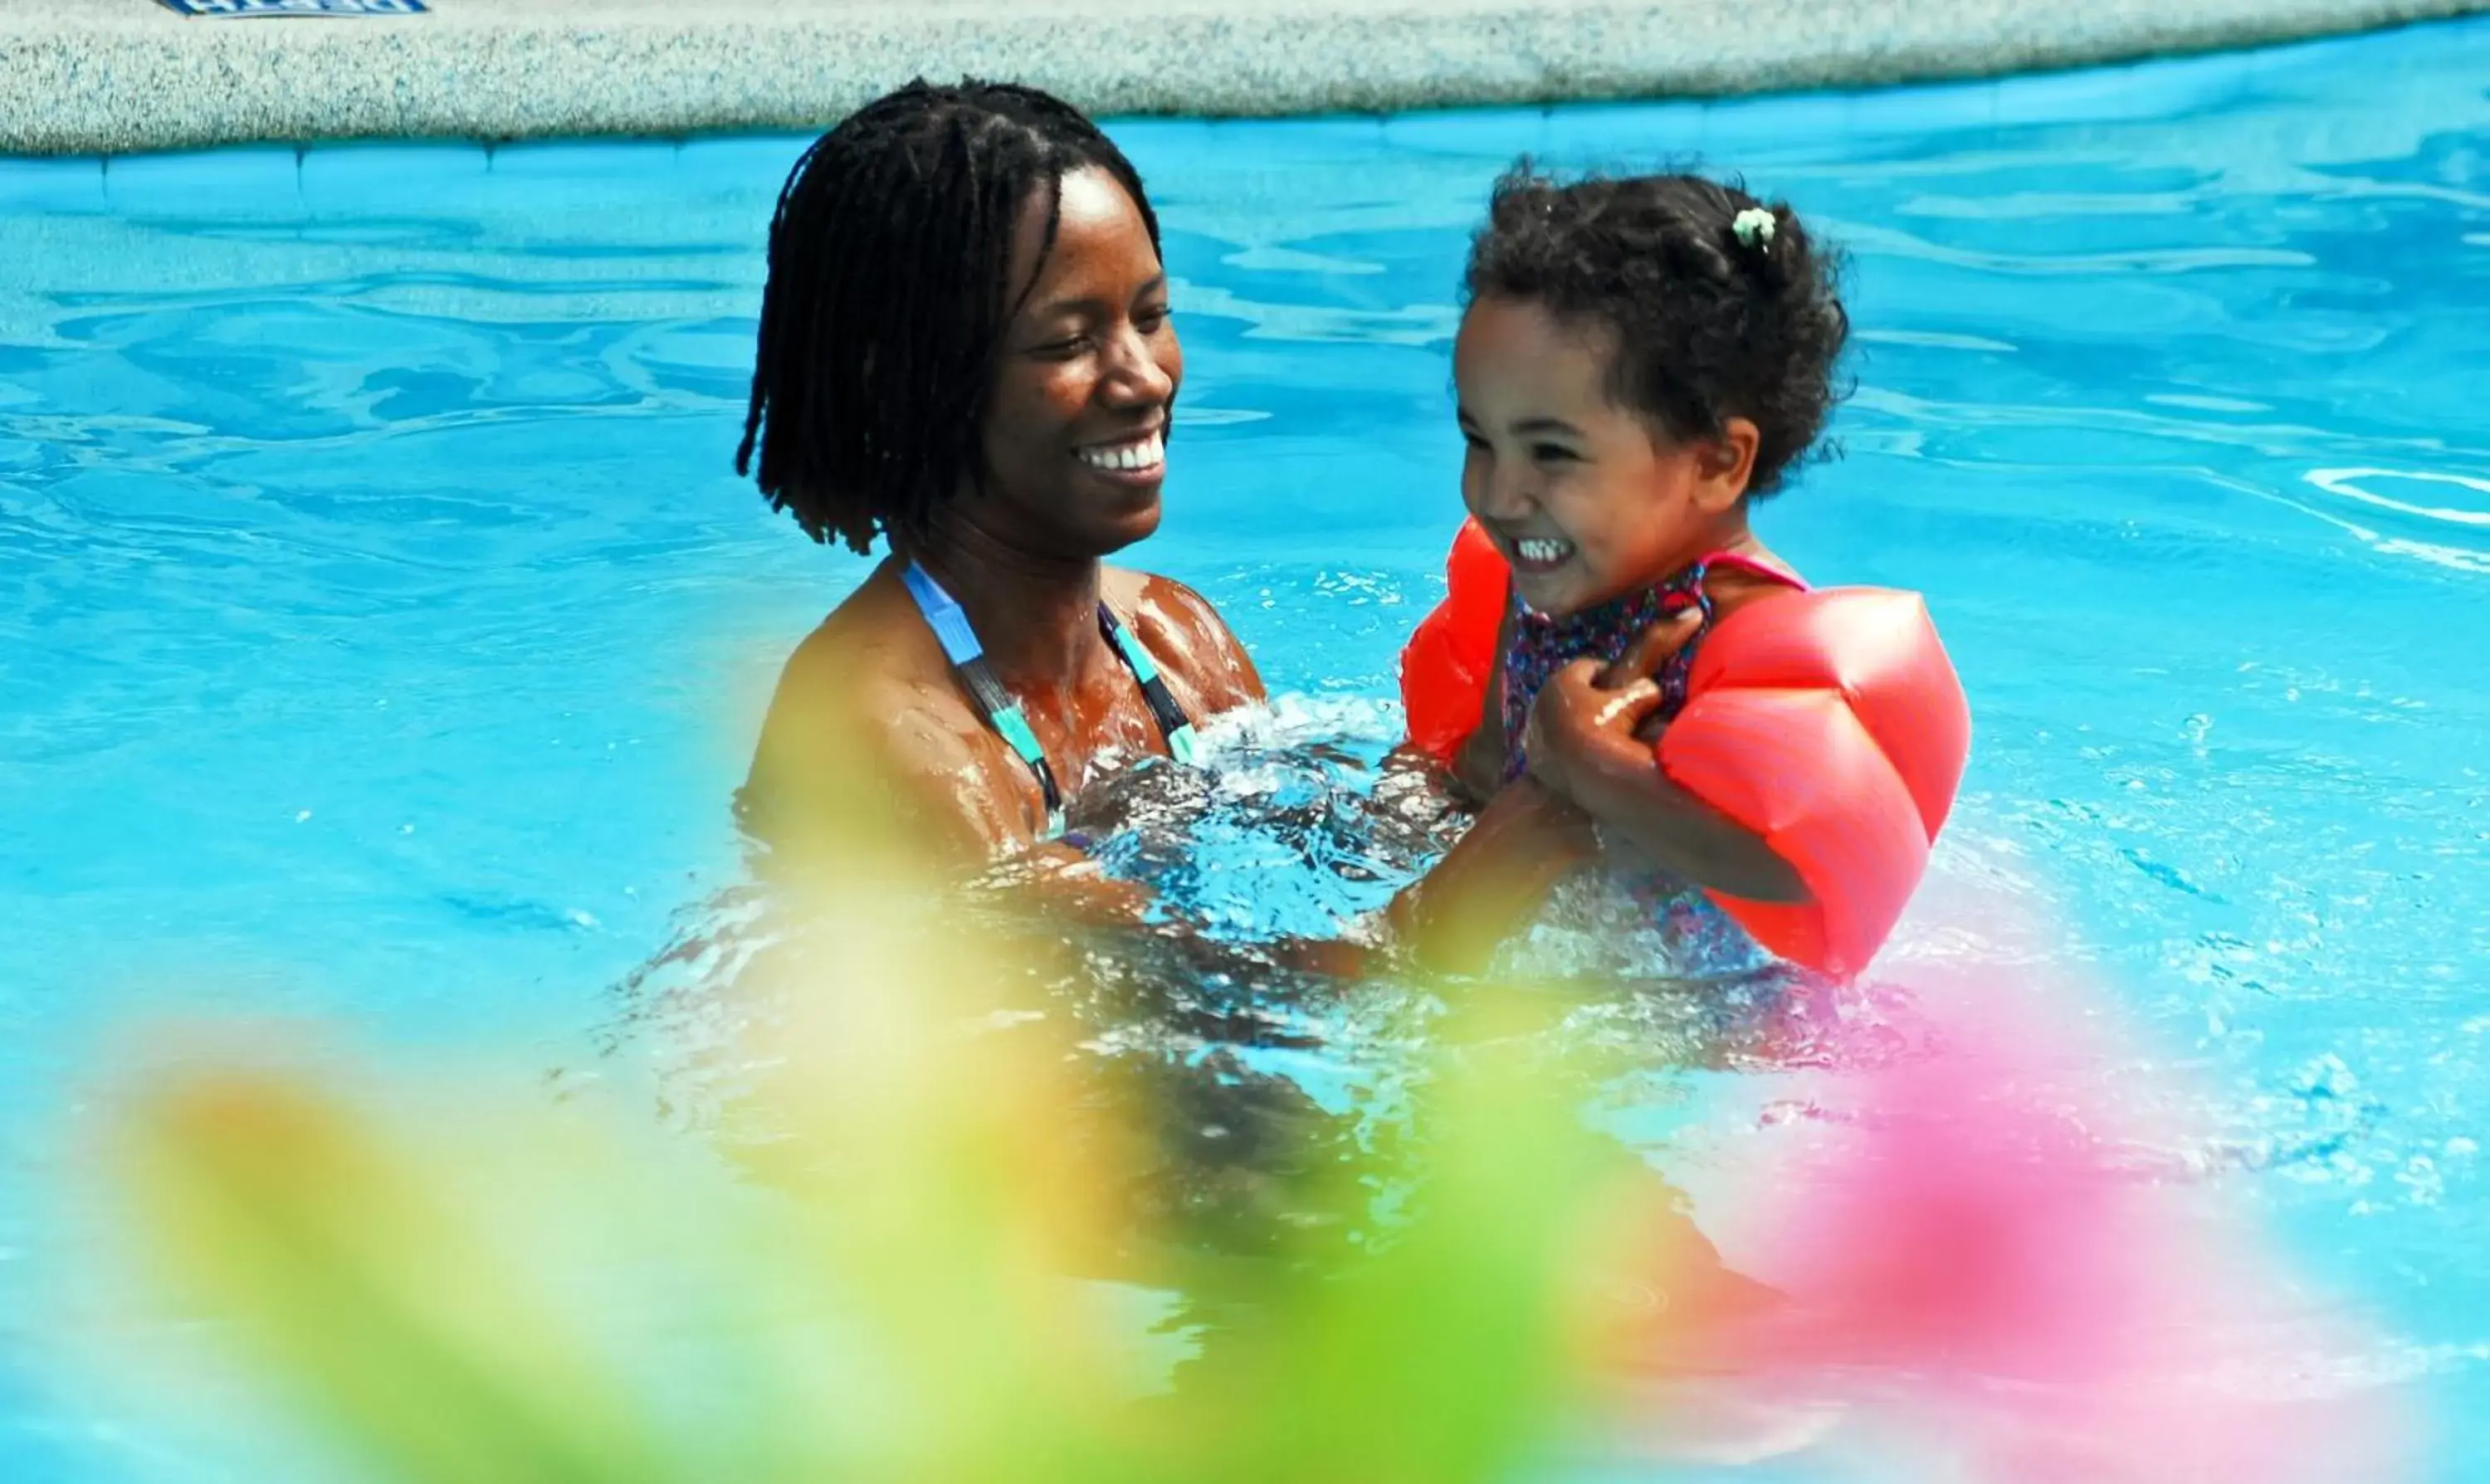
[964,166,1183,560]
[1453,294,1748,618]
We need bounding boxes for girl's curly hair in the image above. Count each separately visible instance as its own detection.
[1464,165,1851,496]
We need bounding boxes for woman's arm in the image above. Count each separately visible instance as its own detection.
[744,661,1021,851]
[1383,775,1600,976]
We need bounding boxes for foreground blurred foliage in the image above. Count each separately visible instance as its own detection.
[95,757,1712,1483]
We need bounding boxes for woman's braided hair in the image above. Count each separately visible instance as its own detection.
[738,80,1161,553]
[1465,164,1851,496]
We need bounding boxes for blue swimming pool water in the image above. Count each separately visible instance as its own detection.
[6,15,2490,1479]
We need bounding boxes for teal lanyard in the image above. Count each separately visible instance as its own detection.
[900,562,1199,840]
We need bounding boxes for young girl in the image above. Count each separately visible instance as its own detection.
[1389,167,1965,978]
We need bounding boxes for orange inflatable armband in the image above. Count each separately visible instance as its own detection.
[1658,588,1970,976]
[1398,520,1971,979]
[1399,520,1512,768]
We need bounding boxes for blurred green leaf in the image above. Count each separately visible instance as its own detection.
[95,799,1662,1483]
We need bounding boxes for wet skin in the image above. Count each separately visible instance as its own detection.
[742,167,1264,901]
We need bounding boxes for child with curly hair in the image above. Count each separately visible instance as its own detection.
[1390,167,1967,979]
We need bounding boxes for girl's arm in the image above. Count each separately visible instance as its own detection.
[1521,655,1807,905]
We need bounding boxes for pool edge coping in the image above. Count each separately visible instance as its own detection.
[3,0,2489,158]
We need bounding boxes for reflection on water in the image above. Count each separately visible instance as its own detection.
[10,14,2490,1472]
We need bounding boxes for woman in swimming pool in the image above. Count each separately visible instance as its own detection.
[725,96,1780,1335]
[735,81,1264,901]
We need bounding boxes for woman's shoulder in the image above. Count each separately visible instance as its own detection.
[743,574,1019,856]
[756,569,984,770]
[1104,564,1220,628]
[1105,565,1266,712]
[775,567,941,698]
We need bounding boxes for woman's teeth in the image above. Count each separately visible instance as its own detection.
[1077,430,1165,472]
[1516,537,1573,565]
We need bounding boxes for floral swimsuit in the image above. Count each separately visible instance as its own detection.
[1493,551,1804,978]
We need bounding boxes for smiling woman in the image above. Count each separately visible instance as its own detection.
[731,79,1265,885]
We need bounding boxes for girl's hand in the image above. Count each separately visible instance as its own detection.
[1522,659,1653,797]
[1597,606,1707,689]
[1524,610,1702,795]
[1521,603,1809,906]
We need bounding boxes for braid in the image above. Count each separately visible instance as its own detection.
[737,81,1161,554]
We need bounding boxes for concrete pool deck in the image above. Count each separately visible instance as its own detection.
[2,0,2486,156]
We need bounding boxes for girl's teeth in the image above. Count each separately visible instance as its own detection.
[1517,538,1571,564]
[1078,431,1164,471]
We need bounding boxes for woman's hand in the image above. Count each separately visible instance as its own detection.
[1523,609,1702,798]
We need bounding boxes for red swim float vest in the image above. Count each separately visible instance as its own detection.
[1399,519,1971,979]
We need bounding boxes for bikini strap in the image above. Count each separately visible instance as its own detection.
[1097,606,1201,765]
[1649,551,1805,729]
[1659,549,1808,638]
[901,562,1204,839]
[901,561,1069,839]
[1697,549,1809,592]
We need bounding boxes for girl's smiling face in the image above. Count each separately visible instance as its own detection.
[1453,294,1757,618]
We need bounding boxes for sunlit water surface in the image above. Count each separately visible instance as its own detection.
[5,17,2490,1479]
